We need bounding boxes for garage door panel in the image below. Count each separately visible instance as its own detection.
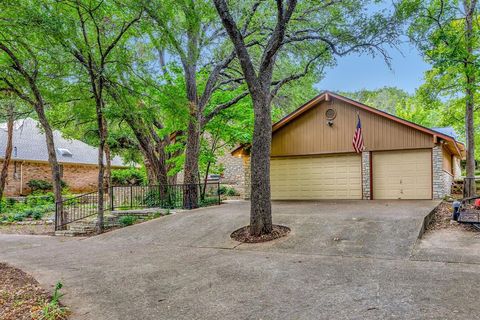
[271,154,362,200]
[373,149,432,200]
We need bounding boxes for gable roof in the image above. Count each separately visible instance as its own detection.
[232,91,465,158]
[0,118,127,167]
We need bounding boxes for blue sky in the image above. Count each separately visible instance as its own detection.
[316,41,430,94]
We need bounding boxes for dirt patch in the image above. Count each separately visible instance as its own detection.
[231,225,291,243]
[0,263,68,319]
[426,202,477,232]
[0,223,54,235]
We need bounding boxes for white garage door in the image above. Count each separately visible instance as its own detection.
[372,149,432,200]
[270,154,362,200]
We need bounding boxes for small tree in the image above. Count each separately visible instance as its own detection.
[43,0,142,232]
[402,0,479,196]
[0,4,65,226]
[0,98,14,202]
[214,0,404,236]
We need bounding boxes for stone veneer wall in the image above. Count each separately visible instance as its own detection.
[176,151,246,196]
[432,145,452,199]
[361,151,371,200]
[243,156,251,200]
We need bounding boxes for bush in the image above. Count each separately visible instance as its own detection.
[32,210,43,220]
[119,215,137,227]
[144,189,161,207]
[112,168,146,186]
[27,179,67,192]
[27,179,53,192]
[219,186,239,197]
[13,213,24,221]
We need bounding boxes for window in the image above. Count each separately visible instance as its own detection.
[59,164,64,178]
[57,148,73,157]
[13,162,20,180]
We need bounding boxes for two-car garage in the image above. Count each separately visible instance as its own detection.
[235,91,464,201]
[270,149,433,200]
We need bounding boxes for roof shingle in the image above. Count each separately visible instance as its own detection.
[0,118,126,167]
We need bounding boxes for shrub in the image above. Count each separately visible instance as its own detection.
[6,197,17,207]
[27,179,67,192]
[119,215,137,227]
[112,168,146,186]
[144,189,162,207]
[219,186,239,197]
[199,197,220,207]
[32,210,43,220]
[27,179,53,192]
[13,213,24,221]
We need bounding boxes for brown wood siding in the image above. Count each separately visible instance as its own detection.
[271,97,434,156]
[443,146,453,174]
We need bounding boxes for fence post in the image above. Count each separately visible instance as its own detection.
[217,182,221,205]
[110,186,114,211]
[54,202,58,231]
[130,185,133,208]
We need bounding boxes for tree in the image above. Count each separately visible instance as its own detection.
[402,0,479,196]
[0,3,65,226]
[341,87,411,115]
[43,0,142,232]
[214,0,405,236]
[0,98,14,201]
[145,0,250,208]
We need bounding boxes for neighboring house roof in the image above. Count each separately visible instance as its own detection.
[0,118,127,167]
[232,91,465,158]
[431,127,458,140]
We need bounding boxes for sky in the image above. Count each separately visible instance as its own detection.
[316,41,431,95]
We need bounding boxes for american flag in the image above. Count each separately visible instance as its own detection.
[352,114,365,153]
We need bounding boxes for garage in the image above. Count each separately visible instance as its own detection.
[233,91,465,200]
[270,154,361,200]
[372,149,432,199]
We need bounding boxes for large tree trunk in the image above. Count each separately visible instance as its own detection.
[0,104,14,201]
[95,105,106,233]
[126,117,169,189]
[183,65,201,209]
[464,0,477,197]
[249,93,273,236]
[104,118,112,192]
[35,106,64,227]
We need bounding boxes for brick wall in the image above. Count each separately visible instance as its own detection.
[1,160,99,196]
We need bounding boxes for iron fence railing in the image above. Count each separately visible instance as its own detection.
[55,191,107,231]
[55,182,221,231]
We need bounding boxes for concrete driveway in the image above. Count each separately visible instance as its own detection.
[1,200,480,319]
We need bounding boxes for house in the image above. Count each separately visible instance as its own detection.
[0,118,127,196]
[233,91,465,200]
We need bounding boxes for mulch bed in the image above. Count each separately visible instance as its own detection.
[0,263,68,320]
[427,202,477,232]
[231,225,291,243]
[0,224,54,235]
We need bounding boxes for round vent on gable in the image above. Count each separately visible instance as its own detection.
[325,108,336,120]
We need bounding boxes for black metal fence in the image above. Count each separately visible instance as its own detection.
[55,191,105,230]
[55,182,221,231]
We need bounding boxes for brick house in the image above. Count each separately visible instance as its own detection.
[233,91,465,200]
[0,118,127,196]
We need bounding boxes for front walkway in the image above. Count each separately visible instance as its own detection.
[1,200,480,319]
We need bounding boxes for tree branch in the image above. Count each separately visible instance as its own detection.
[202,91,249,126]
